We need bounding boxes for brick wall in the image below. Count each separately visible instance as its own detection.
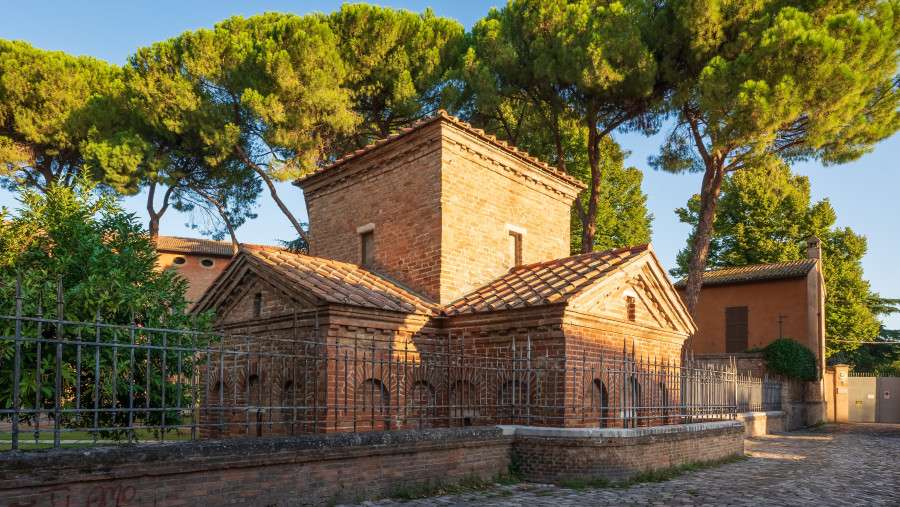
[437,125,577,303]
[0,423,750,506]
[301,122,445,301]
[0,428,511,507]
[298,119,582,304]
[510,422,745,482]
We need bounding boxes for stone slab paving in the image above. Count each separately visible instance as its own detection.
[345,423,900,506]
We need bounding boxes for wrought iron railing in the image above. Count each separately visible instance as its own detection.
[0,281,781,450]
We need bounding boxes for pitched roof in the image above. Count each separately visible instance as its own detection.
[444,245,652,316]
[238,246,437,315]
[671,259,818,289]
[293,110,586,191]
[156,235,236,256]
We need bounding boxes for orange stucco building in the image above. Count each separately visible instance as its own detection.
[155,236,236,303]
[674,237,826,369]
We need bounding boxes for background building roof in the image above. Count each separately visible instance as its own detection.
[156,235,236,256]
[672,259,818,289]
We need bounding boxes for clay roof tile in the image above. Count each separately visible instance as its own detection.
[444,244,651,316]
[672,259,817,289]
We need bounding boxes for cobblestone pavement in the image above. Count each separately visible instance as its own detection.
[347,423,900,506]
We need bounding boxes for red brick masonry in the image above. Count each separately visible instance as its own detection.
[0,422,744,506]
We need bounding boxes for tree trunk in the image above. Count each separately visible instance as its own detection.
[189,184,240,254]
[235,144,311,247]
[681,157,726,352]
[581,120,603,254]
[146,181,173,244]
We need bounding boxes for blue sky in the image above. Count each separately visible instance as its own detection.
[2,1,898,331]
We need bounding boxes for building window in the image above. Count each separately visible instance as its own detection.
[356,223,376,268]
[200,258,215,268]
[725,306,749,353]
[253,293,262,318]
[361,231,375,268]
[626,296,636,322]
[505,223,526,267]
[508,232,522,267]
[173,256,186,265]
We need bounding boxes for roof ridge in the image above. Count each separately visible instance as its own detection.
[293,110,584,189]
[672,257,818,289]
[697,257,816,274]
[511,243,650,272]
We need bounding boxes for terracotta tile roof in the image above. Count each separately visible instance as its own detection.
[156,235,236,256]
[444,244,651,316]
[671,259,818,289]
[242,245,437,315]
[156,235,288,257]
[293,110,586,191]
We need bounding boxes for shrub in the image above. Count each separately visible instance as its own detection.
[763,338,818,381]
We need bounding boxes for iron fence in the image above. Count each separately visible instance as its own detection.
[0,281,781,450]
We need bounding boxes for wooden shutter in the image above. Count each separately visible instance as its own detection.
[725,306,749,353]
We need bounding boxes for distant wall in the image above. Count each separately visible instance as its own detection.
[679,277,815,355]
[158,251,231,303]
[698,353,825,430]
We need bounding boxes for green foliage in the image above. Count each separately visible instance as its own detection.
[456,0,661,252]
[569,137,652,253]
[671,163,883,355]
[828,326,900,375]
[764,338,819,381]
[324,4,464,153]
[124,13,357,241]
[0,39,122,191]
[652,0,900,316]
[0,178,212,439]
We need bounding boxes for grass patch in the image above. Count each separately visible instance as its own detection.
[559,476,611,490]
[391,462,523,501]
[0,441,105,451]
[558,454,746,491]
[559,477,589,490]
[0,426,193,452]
[686,489,700,496]
[391,475,491,500]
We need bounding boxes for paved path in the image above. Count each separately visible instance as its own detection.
[348,423,900,506]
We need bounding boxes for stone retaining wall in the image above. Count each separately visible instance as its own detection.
[0,421,755,506]
[0,428,511,506]
[507,421,745,482]
[737,411,786,437]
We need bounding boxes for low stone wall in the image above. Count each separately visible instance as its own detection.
[507,421,745,482]
[0,428,512,507]
[737,411,786,437]
[0,421,751,506]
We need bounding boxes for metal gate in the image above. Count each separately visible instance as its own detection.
[848,375,900,423]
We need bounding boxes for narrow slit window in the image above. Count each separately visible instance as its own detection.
[508,232,522,267]
[253,293,262,318]
[361,231,375,268]
[626,296,636,322]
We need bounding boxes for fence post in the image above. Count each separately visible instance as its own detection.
[526,335,531,426]
[12,271,23,451]
[54,279,63,448]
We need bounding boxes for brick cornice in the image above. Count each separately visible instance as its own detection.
[295,113,585,199]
